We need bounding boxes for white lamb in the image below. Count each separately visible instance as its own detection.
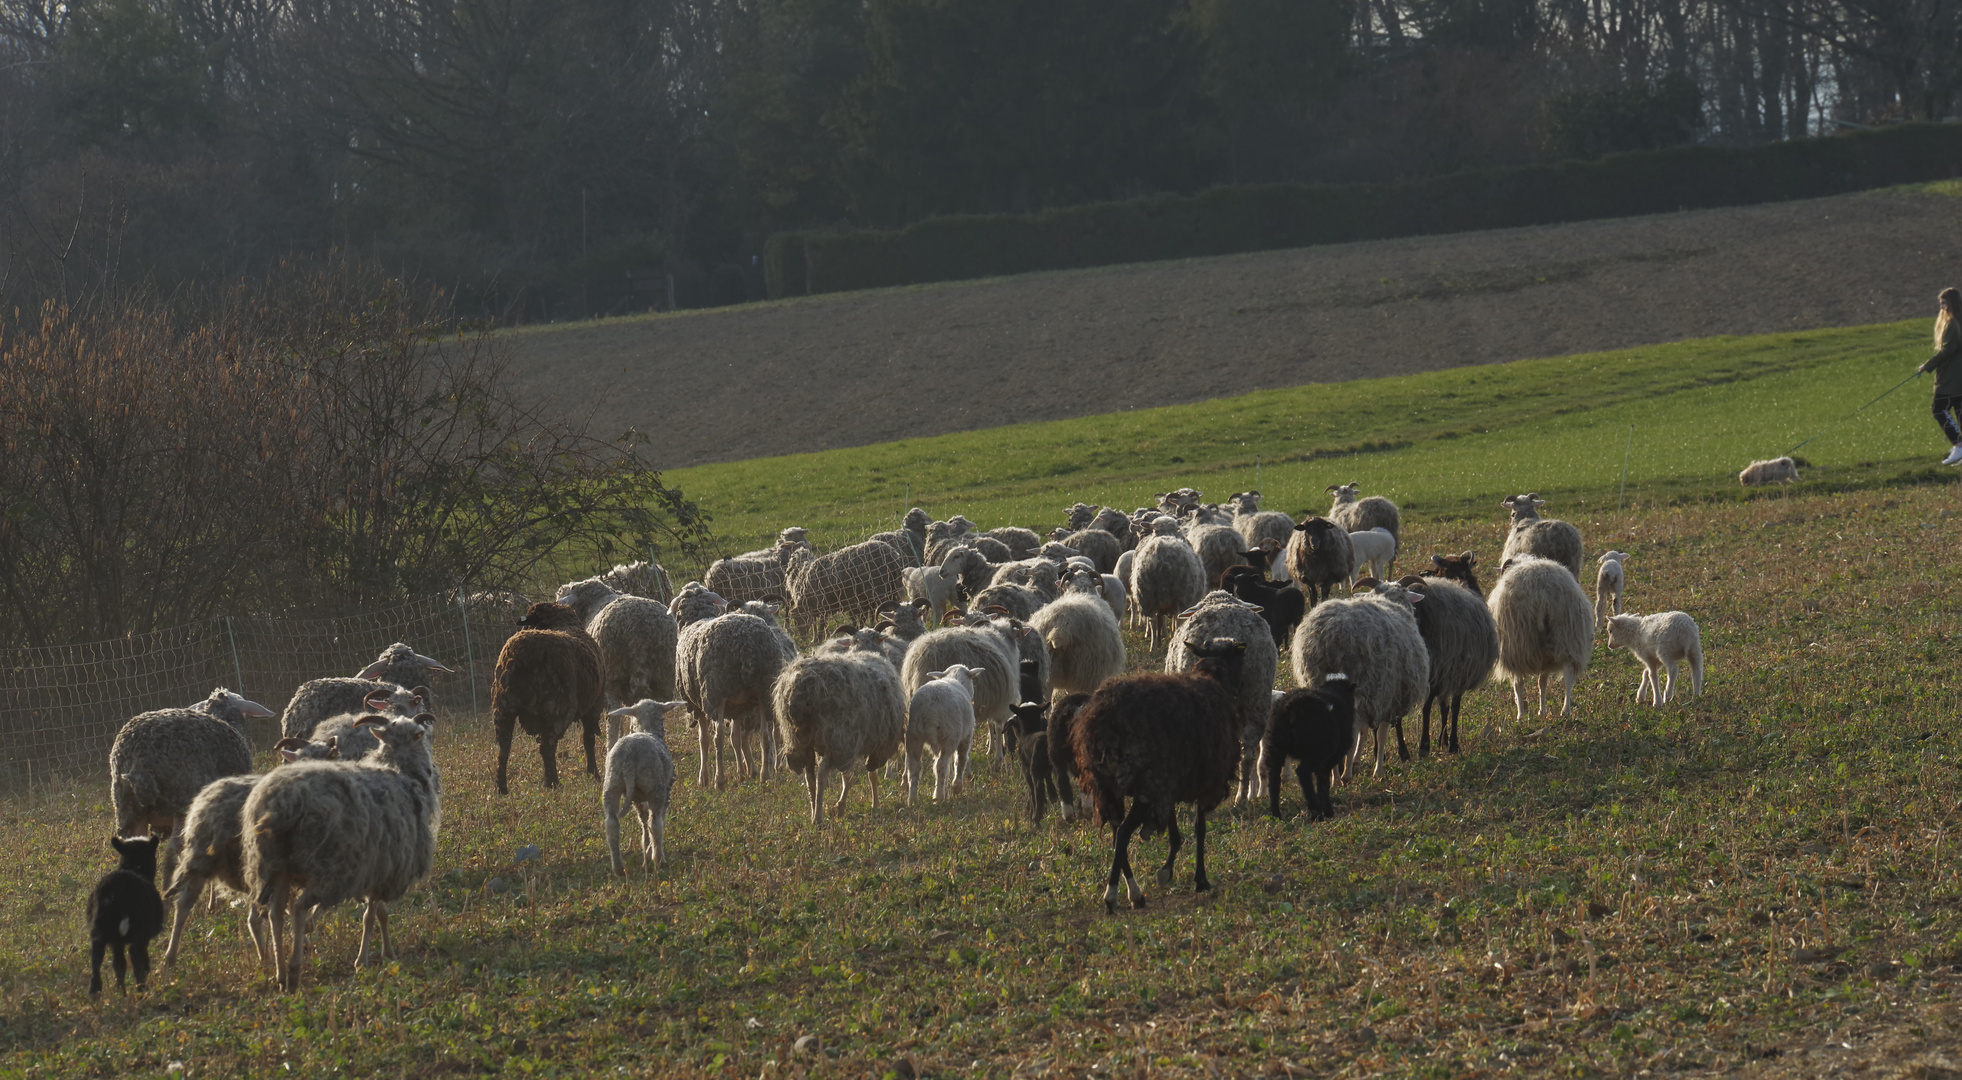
[1604,612,1704,706]
[603,700,684,875]
[1348,527,1398,582]
[903,664,984,805]
[1594,551,1629,629]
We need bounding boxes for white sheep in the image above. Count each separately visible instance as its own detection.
[1605,612,1704,705]
[1739,457,1799,486]
[903,664,983,804]
[1595,551,1630,628]
[1029,570,1127,701]
[603,700,684,875]
[1489,555,1595,718]
[903,562,963,625]
[1348,527,1398,582]
[245,714,440,992]
[1131,534,1208,651]
[1290,582,1428,777]
[773,651,907,826]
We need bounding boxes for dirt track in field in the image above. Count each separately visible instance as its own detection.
[498,189,1962,470]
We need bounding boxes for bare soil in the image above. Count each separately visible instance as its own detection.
[498,188,1962,469]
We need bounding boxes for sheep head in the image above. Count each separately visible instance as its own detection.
[1500,493,1546,522]
[608,699,689,739]
[517,601,585,631]
[1603,614,1641,649]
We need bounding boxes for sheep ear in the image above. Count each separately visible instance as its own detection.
[1461,551,1476,564]
[1176,604,1201,618]
[278,747,301,763]
[323,736,340,758]
[353,714,389,730]
[109,834,127,853]
[927,669,947,679]
[1430,555,1446,567]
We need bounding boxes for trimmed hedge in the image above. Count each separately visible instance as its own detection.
[766,123,1962,298]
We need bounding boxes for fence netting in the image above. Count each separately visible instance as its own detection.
[2,518,924,794]
[0,594,520,793]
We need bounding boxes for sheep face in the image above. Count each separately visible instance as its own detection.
[203,688,275,721]
[273,736,340,762]
[358,643,453,680]
[1603,615,1641,651]
[1293,516,1344,551]
[1325,482,1361,503]
[1599,551,1630,566]
[1500,493,1546,522]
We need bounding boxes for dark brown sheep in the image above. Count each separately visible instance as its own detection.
[1419,551,1484,597]
[491,602,604,793]
[1045,692,1090,819]
[1070,638,1247,914]
[1284,516,1353,607]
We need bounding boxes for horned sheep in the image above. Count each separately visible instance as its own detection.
[1500,493,1585,580]
[279,643,449,740]
[1326,483,1401,542]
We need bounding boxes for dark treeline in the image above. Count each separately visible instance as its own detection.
[1,0,1954,320]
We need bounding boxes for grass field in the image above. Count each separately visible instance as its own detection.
[9,324,1962,1077]
[667,318,1949,559]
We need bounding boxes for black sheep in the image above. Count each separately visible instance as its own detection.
[1420,551,1484,597]
[1005,701,1056,822]
[492,602,605,793]
[87,834,165,996]
[1071,638,1247,913]
[1263,677,1359,821]
[1045,692,1090,818]
[1219,565,1307,649]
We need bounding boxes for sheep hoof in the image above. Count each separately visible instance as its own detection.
[1103,884,1120,913]
[1155,865,1174,888]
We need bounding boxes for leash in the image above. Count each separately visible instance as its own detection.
[1785,368,1924,456]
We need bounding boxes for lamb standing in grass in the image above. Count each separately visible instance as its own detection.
[1488,555,1595,718]
[1605,612,1705,705]
[1595,551,1630,628]
[903,664,984,804]
[87,833,165,996]
[602,700,684,875]
[1348,527,1398,582]
[1262,677,1358,821]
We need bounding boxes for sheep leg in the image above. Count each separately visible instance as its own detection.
[1559,668,1576,717]
[265,877,290,990]
[377,902,394,960]
[109,944,127,993]
[1510,677,1527,720]
[582,720,600,780]
[1104,801,1151,913]
[648,804,665,871]
[1393,715,1411,762]
[282,888,312,992]
[1193,808,1213,892]
[1156,816,1183,888]
[1448,694,1465,754]
[1536,673,1551,717]
[712,711,729,790]
[834,767,853,815]
[88,941,106,996]
[953,738,971,796]
[161,873,203,967]
[605,789,626,875]
[539,733,561,789]
[867,766,880,810]
[808,762,829,826]
[246,906,270,967]
[1311,765,1334,821]
[761,723,778,781]
[129,941,151,990]
[1662,659,1679,704]
[355,901,379,966]
[903,745,920,806]
[1689,646,1704,698]
[1370,723,1388,777]
[494,715,517,795]
[1267,755,1290,819]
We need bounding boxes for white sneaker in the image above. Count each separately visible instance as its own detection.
[1946,445,1962,466]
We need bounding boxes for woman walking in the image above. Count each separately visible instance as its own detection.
[1922,287,1962,465]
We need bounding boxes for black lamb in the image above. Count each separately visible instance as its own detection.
[1263,677,1359,821]
[1045,692,1090,818]
[1219,565,1307,649]
[1005,700,1057,822]
[1071,638,1247,913]
[87,834,166,995]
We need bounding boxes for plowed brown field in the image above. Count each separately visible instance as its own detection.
[500,188,1962,469]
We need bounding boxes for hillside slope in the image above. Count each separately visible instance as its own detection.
[500,188,1962,468]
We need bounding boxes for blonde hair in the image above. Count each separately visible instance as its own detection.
[1940,288,1961,345]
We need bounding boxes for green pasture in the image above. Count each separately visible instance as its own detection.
[669,318,1947,554]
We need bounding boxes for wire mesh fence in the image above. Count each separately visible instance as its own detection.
[1,520,920,796]
[0,594,523,794]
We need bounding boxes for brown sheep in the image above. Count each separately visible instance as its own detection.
[1071,637,1248,914]
[1420,551,1484,597]
[491,602,604,793]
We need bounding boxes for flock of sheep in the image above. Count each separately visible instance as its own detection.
[82,484,1711,994]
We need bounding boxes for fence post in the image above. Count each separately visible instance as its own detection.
[223,617,245,693]
[457,594,480,719]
